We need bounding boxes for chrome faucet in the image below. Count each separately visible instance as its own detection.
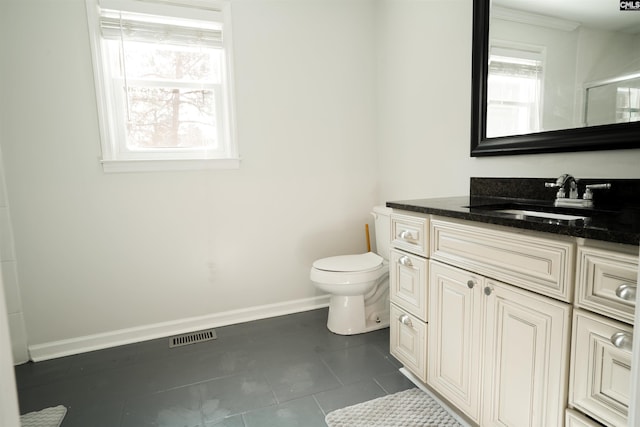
[545,174,611,208]
[545,174,578,199]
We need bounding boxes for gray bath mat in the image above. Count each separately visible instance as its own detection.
[20,405,67,427]
[325,388,462,427]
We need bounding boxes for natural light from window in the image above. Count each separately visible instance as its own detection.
[85,0,238,172]
[486,47,543,138]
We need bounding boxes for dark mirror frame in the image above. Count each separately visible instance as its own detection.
[470,0,640,157]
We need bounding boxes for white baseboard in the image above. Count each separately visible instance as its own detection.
[28,295,330,362]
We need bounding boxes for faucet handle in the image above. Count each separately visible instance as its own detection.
[545,182,565,198]
[583,183,612,200]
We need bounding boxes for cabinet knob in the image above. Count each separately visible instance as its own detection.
[467,280,475,289]
[484,286,493,296]
[398,230,416,241]
[399,314,413,327]
[399,256,413,267]
[615,283,637,302]
[611,331,633,351]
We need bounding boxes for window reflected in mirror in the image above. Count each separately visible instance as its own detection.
[487,45,544,137]
[584,74,640,126]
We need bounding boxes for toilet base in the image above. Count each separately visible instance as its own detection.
[326,295,390,335]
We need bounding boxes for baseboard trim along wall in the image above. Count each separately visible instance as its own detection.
[28,295,330,362]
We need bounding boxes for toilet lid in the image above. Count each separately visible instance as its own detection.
[313,252,383,273]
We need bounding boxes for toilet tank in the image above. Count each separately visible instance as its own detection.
[371,206,393,260]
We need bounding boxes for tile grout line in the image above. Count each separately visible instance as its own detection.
[318,357,344,387]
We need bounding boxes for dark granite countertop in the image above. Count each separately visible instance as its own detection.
[386,178,640,246]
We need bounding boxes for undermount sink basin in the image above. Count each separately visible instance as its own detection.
[465,202,593,222]
[492,209,589,221]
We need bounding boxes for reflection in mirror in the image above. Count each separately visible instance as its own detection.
[471,0,640,156]
[585,72,640,126]
[488,0,640,137]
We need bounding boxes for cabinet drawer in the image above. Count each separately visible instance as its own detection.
[566,409,603,427]
[576,244,638,325]
[390,249,428,321]
[390,212,429,257]
[390,303,427,382]
[570,309,632,427]
[430,217,575,302]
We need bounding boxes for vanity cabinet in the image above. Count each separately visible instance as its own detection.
[427,217,573,426]
[569,310,632,427]
[568,241,638,427]
[428,259,571,426]
[388,212,430,382]
[387,208,639,427]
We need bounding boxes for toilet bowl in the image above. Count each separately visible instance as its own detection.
[310,206,392,335]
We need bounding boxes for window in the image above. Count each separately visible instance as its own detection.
[86,0,238,172]
[584,73,640,126]
[617,86,640,123]
[486,45,544,138]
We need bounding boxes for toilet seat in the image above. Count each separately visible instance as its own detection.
[310,252,387,286]
[312,252,383,273]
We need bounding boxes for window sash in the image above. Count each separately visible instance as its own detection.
[86,0,238,170]
[110,78,225,158]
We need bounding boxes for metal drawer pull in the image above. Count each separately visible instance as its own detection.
[398,230,416,241]
[615,284,637,302]
[484,286,493,296]
[467,280,475,289]
[399,314,413,327]
[399,256,413,267]
[611,331,633,351]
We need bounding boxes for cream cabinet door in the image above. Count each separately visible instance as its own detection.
[482,279,571,427]
[428,261,483,424]
[570,309,632,427]
[390,303,427,382]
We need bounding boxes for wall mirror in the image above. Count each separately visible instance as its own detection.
[471,0,640,156]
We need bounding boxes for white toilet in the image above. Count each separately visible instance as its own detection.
[310,206,392,335]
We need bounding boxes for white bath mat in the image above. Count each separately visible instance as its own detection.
[325,388,462,427]
[20,405,67,427]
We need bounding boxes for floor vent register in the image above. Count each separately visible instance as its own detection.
[169,329,217,348]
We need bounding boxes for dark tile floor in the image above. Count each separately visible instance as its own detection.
[15,308,416,426]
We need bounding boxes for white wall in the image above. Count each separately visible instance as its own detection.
[0,264,20,427]
[0,0,29,365]
[376,0,640,204]
[2,0,640,360]
[0,0,22,416]
[0,0,378,354]
[0,147,29,364]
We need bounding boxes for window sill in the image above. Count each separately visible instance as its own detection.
[101,158,241,173]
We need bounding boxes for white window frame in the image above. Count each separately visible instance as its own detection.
[486,41,545,138]
[85,0,239,172]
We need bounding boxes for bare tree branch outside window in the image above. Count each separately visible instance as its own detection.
[119,41,221,150]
